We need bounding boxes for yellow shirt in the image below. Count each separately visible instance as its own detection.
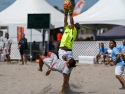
[60,25,77,49]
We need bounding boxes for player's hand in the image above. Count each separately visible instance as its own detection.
[64,8,69,15]
[58,91,63,94]
[62,55,67,61]
[105,62,108,66]
[68,3,72,15]
[110,62,114,66]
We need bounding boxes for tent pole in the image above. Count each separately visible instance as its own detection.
[41,29,43,54]
[30,29,32,62]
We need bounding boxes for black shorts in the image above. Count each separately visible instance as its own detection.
[20,49,27,55]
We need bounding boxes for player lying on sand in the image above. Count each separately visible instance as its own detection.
[38,52,76,94]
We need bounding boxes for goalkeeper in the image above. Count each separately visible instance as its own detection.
[59,1,80,61]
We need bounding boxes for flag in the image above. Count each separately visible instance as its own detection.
[73,0,85,17]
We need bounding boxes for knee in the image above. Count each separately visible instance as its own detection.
[116,75,120,79]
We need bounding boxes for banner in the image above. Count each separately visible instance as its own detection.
[17,26,24,42]
[73,0,85,17]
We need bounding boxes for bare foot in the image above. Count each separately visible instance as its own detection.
[25,63,28,65]
[95,62,99,64]
[6,62,11,64]
[46,69,51,76]
[19,63,24,65]
[119,86,125,90]
[38,68,43,72]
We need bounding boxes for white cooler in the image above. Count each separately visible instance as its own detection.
[78,56,95,64]
[0,53,5,62]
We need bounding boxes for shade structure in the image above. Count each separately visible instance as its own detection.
[96,26,125,40]
[74,0,125,26]
[0,0,64,28]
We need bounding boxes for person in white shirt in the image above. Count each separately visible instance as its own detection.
[3,33,12,64]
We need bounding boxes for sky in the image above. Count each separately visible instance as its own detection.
[46,0,98,12]
[0,0,98,12]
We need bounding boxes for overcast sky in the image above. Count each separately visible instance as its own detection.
[0,0,98,12]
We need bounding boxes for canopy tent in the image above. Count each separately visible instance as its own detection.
[0,0,64,28]
[74,0,125,27]
[96,26,125,40]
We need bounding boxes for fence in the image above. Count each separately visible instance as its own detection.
[73,41,122,60]
[0,41,123,60]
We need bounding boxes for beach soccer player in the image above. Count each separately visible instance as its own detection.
[109,40,125,89]
[38,52,76,94]
[58,0,80,61]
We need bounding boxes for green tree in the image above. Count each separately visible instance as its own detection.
[54,6,59,10]
[54,6,64,13]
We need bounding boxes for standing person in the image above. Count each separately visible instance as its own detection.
[3,33,12,64]
[109,40,125,89]
[18,33,28,65]
[96,42,108,64]
[57,29,63,42]
[59,0,80,61]
[38,52,76,94]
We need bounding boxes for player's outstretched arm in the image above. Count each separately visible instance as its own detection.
[69,14,74,29]
[64,14,68,27]
[69,2,74,29]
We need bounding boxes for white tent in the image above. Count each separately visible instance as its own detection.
[74,0,125,26]
[0,0,64,28]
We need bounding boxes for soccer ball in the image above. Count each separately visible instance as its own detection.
[63,0,72,9]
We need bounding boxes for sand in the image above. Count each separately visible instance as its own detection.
[0,61,125,94]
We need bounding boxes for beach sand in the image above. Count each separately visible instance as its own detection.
[0,61,125,94]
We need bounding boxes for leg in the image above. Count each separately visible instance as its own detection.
[23,54,27,64]
[6,55,10,64]
[96,53,100,64]
[115,66,125,89]
[116,75,125,89]
[46,69,51,76]
[66,73,71,87]
[20,50,24,65]
[21,55,24,65]
[58,49,67,61]
[38,56,45,71]
[103,54,107,64]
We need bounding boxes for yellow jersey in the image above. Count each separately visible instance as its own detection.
[60,25,77,50]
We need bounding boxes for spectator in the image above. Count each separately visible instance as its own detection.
[57,29,63,42]
[90,36,94,41]
[57,29,63,54]
[3,33,12,64]
[96,42,108,64]
[18,33,28,65]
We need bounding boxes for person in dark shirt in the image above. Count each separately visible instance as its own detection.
[18,33,28,65]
